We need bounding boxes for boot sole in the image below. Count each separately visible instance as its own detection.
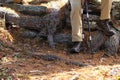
[97,27,114,36]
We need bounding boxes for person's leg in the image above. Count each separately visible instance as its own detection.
[100,0,112,20]
[98,0,114,36]
[70,0,82,42]
[69,0,83,53]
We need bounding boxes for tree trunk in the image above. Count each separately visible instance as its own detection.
[3,3,48,16]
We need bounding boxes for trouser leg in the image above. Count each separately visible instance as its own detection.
[70,0,83,42]
[100,0,112,20]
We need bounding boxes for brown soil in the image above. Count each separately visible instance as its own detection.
[0,28,120,80]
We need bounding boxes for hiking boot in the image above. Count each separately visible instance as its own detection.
[70,42,83,53]
[97,19,114,36]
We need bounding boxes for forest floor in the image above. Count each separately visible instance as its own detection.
[0,28,120,80]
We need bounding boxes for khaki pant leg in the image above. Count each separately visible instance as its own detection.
[70,0,83,42]
[100,0,112,20]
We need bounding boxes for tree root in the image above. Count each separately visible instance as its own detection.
[29,53,88,67]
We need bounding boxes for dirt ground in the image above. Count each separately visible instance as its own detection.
[0,28,120,80]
